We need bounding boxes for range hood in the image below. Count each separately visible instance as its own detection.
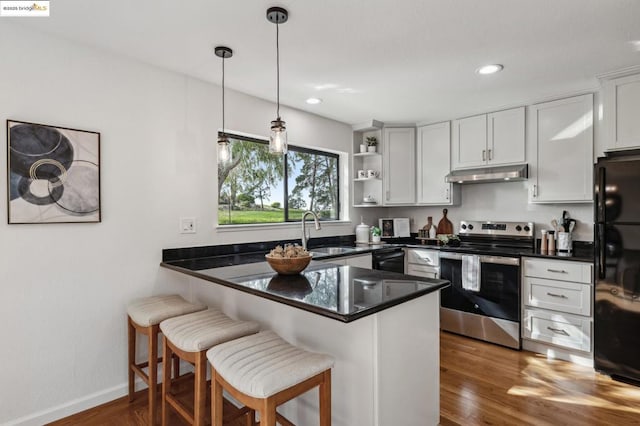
[445,164,528,184]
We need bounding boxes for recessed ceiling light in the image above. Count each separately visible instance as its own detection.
[476,64,504,75]
[306,97,322,105]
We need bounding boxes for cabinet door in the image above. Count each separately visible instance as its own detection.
[604,73,640,150]
[416,122,454,204]
[530,94,593,203]
[383,127,416,205]
[451,114,487,170]
[487,107,525,166]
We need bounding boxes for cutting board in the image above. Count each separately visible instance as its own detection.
[436,208,453,235]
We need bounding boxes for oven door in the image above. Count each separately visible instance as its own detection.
[439,253,520,322]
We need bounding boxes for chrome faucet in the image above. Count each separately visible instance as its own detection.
[301,211,321,250]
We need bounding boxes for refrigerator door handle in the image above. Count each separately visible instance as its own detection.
[597,166,606,223]
[598,223,606,279]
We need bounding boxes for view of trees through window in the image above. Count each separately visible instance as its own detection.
[218,135,339,225]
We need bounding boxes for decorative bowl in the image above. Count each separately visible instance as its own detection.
[265,254,312,275]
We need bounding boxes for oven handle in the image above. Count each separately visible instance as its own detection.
[439,252,520,266]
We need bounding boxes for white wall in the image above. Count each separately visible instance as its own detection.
[0,23,353,424]
[389,182,594,242]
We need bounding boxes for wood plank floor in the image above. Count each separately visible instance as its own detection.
[49,332,640,425]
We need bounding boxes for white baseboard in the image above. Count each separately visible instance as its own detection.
[4,384,128,426]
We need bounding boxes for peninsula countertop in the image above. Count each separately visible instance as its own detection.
[160,259,449,323]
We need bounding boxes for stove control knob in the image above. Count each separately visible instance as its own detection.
[524,225,531,232]
[461,224,467,230]
[515,225,522,232]
[468,224,474,230]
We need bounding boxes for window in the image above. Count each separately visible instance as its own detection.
[218,133,339,225]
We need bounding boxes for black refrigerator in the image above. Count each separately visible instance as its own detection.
[594,150,640,385]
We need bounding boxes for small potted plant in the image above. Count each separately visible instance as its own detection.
[371,226,381,243]
[366,136,378,153]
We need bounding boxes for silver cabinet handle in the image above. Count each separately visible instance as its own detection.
[532,184,537,198]
[547,269,568,274]
[488,149,492,160]
[445,188,450,200]
[386,190,390,201]
[547,326,569,336]
[482,150,486,161]
[547,292,568,299]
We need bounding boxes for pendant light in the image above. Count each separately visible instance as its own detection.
[267,6,288,155]
[215,46,233,165]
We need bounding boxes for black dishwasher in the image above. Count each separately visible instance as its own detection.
[372,247,405,273]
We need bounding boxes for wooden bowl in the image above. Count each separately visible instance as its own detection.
[265,254,312,275]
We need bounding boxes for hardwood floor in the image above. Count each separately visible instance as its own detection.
[49,332,640,425]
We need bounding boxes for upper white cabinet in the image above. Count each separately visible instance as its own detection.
[452,107,525,170]
[529,94,593,203]
[416,122,458,205]
[603,73,640,151]
[383,127,416,205]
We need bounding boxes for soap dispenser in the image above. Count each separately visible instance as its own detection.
[355,216,370,244]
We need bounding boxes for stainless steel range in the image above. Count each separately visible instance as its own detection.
[439,220,535,349]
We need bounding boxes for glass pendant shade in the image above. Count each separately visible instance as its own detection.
[218,135,232,164]
[269,118,287,154]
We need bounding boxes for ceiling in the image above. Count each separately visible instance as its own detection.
[15,0,640,125]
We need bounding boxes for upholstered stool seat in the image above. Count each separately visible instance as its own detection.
[207,330,334,426]
[160,309,260,426]
[127,294,206,425]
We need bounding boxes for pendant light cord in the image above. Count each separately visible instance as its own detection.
[276,21,280,119]
[222,54,225,135]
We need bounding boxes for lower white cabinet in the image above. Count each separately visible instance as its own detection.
[404,248,440,278]
[319,253,372,269]
[522,257,593,362]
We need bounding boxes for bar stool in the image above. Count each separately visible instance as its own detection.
[207,330,334,426]
[127,294,206,425]
[160,308,260,426]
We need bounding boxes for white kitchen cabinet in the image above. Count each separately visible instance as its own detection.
[522,257,594,361]
[404,248,440,278]
[383,127,416,205]
[416,122,459,205]
[529,94,594,203]
[452,107,525,170]
[603,73,640,151]
[318,253,372,269]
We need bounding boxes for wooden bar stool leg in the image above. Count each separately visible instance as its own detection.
[194,352,208,426]
[260,399,277,426]
[148,324,159,426]
[127,317,136,402]
[161,335,172,426]
[319,370,332,426]
[172,351,180,378]
[212,370,224,426]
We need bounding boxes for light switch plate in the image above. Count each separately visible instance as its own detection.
[180,217,196,234]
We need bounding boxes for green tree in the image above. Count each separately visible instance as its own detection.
[289,152,337,217]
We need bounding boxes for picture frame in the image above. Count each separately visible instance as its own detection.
[380,218,395,237]
[7,119,101,224]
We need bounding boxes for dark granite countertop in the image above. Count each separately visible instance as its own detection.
[161,260,449,323]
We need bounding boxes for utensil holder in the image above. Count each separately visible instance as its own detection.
[557,232,572,253]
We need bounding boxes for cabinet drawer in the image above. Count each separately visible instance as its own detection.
[523,258,592,283]
[406,249,439,267]
[406,264,439,279]
[523,277,591,316]
[523,309,591,352]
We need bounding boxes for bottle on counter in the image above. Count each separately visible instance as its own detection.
[547,230,556,254]
[427,216,437,239]
[540,230,548,254]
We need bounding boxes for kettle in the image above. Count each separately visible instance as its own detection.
[355,217,370,243]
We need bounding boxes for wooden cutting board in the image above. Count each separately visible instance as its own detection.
[436,208,453,235]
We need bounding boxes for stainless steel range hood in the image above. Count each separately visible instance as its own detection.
[445,164,528,184]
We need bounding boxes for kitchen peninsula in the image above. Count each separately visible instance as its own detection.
[161,249,449,426]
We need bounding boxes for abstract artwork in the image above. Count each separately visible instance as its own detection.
[7,120,101,223]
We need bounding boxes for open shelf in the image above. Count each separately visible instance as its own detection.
[354,152,381,157]
[354,177,381,182]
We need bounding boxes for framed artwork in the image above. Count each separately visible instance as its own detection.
[7,120,101,224]
[380,218,394,237]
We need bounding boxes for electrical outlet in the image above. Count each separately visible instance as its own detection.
[180,217,196,234]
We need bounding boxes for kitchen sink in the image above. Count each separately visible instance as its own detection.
[310,246,357,256]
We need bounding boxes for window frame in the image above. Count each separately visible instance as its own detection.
[218,132,341,225]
